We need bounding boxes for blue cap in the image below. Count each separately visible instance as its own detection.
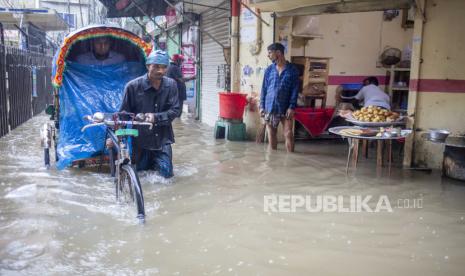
[146,50,170,66]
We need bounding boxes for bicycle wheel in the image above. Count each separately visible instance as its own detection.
[117,164,145,221]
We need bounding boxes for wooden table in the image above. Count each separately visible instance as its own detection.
[304,94,326,108]
[350,138,393,174]
[329,126,411,174]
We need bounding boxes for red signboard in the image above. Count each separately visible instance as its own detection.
[166,7,177,27]
[181,45,196,78]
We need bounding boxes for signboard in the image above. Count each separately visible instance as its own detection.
[240,7,257,43]
[181,45,196,78]
[240,27,256,43]
[186,83,195,98]
[166,2,183,28]
[183,44,196,100]
[146,21,155,34]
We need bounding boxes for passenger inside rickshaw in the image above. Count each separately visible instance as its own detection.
[75,36,125,65]
[66,36,143,65]
[53,31,149,170]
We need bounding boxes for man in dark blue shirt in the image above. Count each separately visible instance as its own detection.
[260,43,299,152]
[119,50,179,178]
[166,54,196,117]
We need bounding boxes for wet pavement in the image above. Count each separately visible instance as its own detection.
[1,114,465,275]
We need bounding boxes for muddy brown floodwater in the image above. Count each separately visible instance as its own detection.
[1,114,465,275]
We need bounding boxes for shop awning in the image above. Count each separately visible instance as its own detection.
[249,0,412,17]
[0,7,69,31]
[98,0,168,18]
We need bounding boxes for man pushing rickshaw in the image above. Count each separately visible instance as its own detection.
[41,25,179,221]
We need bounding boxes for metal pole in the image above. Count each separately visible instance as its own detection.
[67,0,71,31]
[78,0,84,28]
[231,0,240,91]
[0,22,4,45]
[87,0,91,25]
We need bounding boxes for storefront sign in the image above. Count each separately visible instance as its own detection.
[146,21,155,34]
[166,3,183,28]
[181,45,196,78]
[240,6,257,43]
[186,83,195,98]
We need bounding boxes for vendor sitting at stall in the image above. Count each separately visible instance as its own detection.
[354,76,391,110]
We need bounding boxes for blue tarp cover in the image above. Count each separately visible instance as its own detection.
[56,61,146,169]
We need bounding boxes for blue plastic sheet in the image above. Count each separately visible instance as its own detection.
[56,61,146,169]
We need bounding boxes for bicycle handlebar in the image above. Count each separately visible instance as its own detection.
[81,120,153,132]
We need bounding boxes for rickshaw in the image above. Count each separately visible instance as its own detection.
[41,25,153,221]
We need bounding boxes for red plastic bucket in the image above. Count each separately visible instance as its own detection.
[218,92,248,119]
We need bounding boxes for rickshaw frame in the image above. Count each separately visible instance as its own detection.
[42,24,152,167]
[40,25,153,221]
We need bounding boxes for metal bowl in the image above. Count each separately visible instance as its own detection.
[429,128,450,142]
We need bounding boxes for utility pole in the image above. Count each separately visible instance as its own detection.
[87,0,91,25]
[67,0,71,31]
[78,0,84,28]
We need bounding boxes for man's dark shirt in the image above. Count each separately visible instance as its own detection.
[166,62,187,101]
[120,74,179,150]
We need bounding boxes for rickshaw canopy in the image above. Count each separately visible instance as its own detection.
[52,24,152,88]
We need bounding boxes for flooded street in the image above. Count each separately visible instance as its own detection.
[1,114,465,275]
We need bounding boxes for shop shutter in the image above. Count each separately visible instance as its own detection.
[200,2,230,126]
